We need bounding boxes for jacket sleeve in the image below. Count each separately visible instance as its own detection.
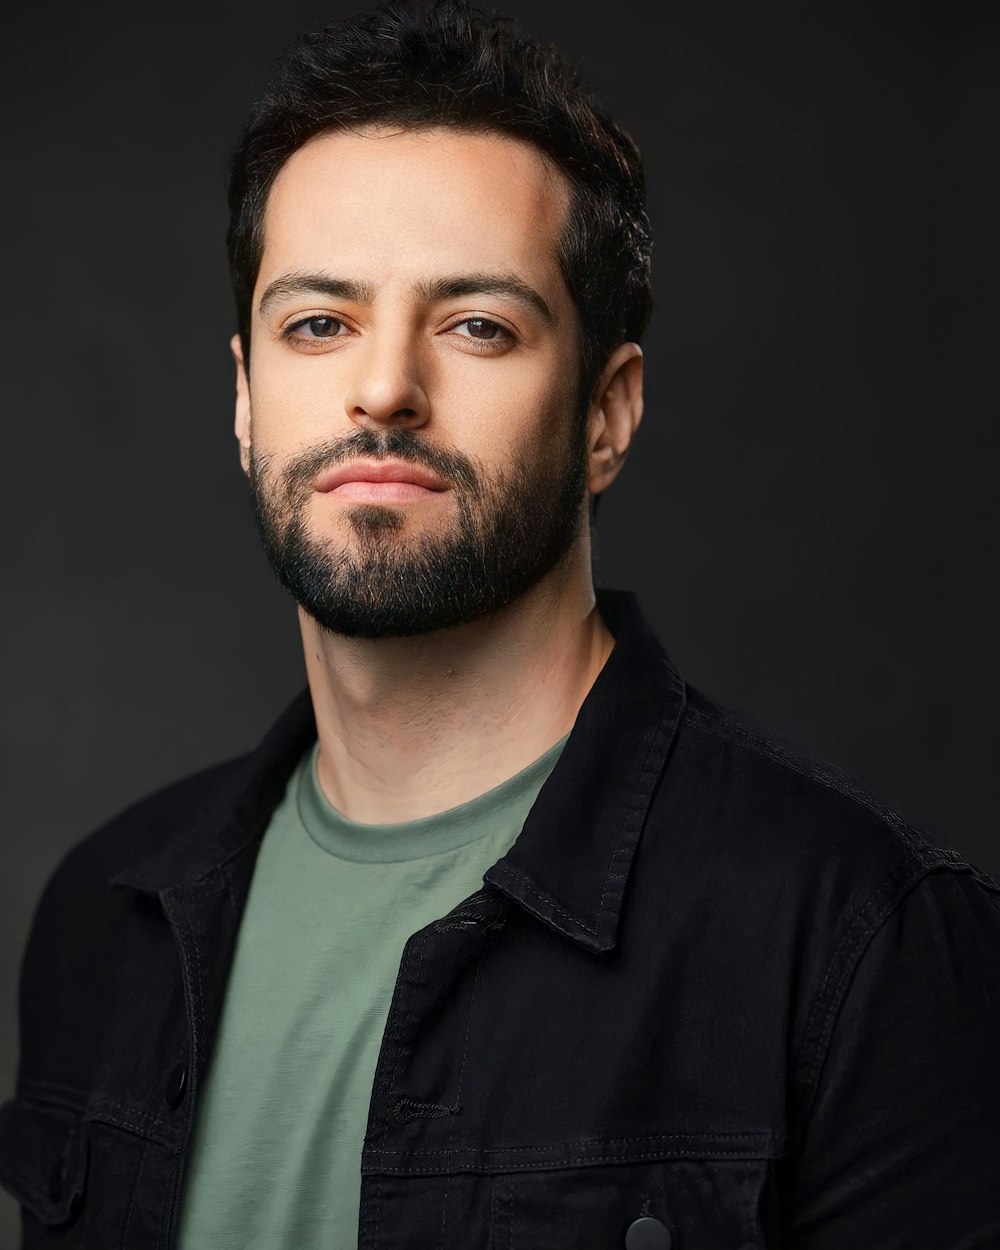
[788,866,1000,1250]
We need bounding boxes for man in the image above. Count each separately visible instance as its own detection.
[2,2,998,1247]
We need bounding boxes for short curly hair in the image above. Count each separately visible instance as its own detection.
[227,0,652,408]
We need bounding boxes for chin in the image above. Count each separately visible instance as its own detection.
[344,503,408,536]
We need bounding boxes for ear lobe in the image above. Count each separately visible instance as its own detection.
[231,334,252,476]
[587,343,644,496]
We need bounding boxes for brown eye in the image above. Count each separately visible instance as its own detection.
[448,317,514,351]
[466,317,500,339]
[304,316,343,337]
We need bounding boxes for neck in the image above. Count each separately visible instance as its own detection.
[299,545,612,824]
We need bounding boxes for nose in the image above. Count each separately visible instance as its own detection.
[343,331,430,431]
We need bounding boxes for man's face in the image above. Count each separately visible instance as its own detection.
[238,126,588,639]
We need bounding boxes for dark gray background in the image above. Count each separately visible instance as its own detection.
[2,0,997,1237]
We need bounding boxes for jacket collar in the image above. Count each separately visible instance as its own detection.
[112,589,686,955]
[484,590,686,952]
[109,691,317,896]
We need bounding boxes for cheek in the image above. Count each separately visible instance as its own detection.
[249,358,348,445]
[443,367,572,458]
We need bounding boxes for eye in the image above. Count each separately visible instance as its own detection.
[284,315,349,342]
[449,317,515,352]
[457,317,504,340]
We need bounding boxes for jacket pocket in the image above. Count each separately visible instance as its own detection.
[0,1096,89,1236]
[490,1152,776,1250]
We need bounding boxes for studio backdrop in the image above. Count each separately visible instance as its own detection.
[1,0,997,1237]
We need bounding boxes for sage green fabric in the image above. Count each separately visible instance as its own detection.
[175,733,567,1249]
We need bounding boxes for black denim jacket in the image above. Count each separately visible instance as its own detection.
[3,590,999,1249]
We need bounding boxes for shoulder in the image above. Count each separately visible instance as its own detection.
[10,752,258,1083]
[20,753,255,990]
[659,683,1000,1110]
[670,681,987,887]
[33,684,316,908]
[39,754,252,900]
[656,681,998,1008]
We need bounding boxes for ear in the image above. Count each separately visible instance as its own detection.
[586,342,644,496]
[232,334,252,476]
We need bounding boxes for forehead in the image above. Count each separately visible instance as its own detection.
[257,126,573,302]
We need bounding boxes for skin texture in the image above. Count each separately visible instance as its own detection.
[233,126,644,823]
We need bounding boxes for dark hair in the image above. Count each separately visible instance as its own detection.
[227,0,652,406]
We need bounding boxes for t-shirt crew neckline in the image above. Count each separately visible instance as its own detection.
[297,735,569,864]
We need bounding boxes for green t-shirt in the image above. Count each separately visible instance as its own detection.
[175,733,566,1249]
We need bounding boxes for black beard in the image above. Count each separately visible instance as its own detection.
[247,422,588,640]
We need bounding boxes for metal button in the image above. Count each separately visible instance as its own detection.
[625,1215,672,1250]
[165,1061,188,1108]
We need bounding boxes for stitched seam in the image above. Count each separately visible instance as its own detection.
[9,1090,177,1149]
[684,708,977,872]
[164,885,212,1087]
[454,959,480,1112]
[595,718,665,931]
[368,1130,776,1155]
[595,663,683,930]
[156,1134,179,1250]
[374,1172,382,1250]
[793,868,948,1133]
[389,938,424,1113]
[367,935,426,1240]
[494,666,684,945]
[88,1111,174,1150]
[366,1147,774,1174]
[437,938,485,1247]
[794,869,905,1079]
[93,1100,164,1129]
[793,859,938,1102]
[438,1168,449,1247]
[489,862,599,935]
[359,1173,373,1250]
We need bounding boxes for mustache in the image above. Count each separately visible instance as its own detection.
[278,428,482,503]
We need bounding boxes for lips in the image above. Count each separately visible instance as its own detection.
[314,459,450,494]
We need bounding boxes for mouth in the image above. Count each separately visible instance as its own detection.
[314,459,450,503]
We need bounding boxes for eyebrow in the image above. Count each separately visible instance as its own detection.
[417,274,554,323]
[258,273,377,316]
[257,270,554,324]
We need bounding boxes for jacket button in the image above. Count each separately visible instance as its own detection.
[165,1062,188,1108]
[48,1155,67,1204]
[625,1216,672,1250]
